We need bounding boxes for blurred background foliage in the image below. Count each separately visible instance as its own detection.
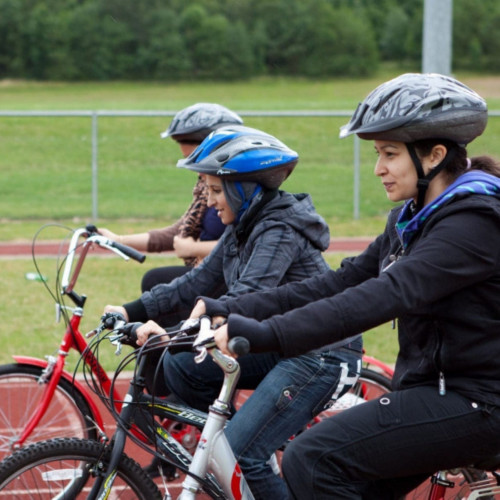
[1,0,500,81]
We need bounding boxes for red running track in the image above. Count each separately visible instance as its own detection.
[0,237,374,258]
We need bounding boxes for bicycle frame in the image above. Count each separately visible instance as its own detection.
[91,317,254,499]
[178,346,254,499]
[10,227,143,451]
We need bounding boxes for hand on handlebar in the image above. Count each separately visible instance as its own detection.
[135,320,169,347]
[213,324,231,356]
[97,227,120,242]
[189,299,206,320]
[103,305,129,322]
[189,300,226,330]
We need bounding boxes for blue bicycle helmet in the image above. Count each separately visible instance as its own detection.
[161,103,243,143]
[177,125,298,189]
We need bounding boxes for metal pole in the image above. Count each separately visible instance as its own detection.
[91,112,98,221]
[353,136,360,220]
[422,0,453,74]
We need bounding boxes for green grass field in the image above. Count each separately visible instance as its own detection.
[1,73,500,370]
[0,252,397,371]
[2,74,500,237]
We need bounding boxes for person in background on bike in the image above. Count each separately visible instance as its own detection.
[99,102,242,296]
[105,125,363,499]
[195,73,500,499]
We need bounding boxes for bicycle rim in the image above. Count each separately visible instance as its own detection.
[0,437,162,499]
[0,364,98,460]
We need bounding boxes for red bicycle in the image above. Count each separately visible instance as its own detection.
[0,223,396,463]
[0,224,146,460]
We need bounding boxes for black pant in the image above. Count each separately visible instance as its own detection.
[141,265,190,293]
[140,265,191,395]
[282,386,500,499]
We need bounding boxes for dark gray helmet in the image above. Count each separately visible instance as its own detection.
[177,125,298,189]
[161,103,243,143]
[339,73,487,145]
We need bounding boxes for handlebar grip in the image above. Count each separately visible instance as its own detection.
[121,322,141,346]
[228,337,250,357]
[111,241,146,263]
[85,224,146,263]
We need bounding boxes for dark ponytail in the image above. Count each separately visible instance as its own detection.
[469,155,500,177]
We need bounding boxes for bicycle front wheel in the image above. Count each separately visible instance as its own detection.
[0,363,98,461]
[0,437,162,499]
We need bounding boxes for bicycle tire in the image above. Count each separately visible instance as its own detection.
[0,363,98,461]
[0,437,162,499]
[319,367,392,417]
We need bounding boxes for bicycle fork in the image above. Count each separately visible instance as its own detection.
[86,356,149,500]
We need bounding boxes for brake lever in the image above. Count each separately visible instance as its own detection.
[194,347,208,364]
[192,316,217,364]
[109,334,123,355]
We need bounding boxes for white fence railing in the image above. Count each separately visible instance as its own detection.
[2,110,499,220]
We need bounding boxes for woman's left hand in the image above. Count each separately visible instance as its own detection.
[214,324,231,356]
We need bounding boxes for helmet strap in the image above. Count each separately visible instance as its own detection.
[235,188,278,243]
[406,143,456,211]
[235,181,262,221]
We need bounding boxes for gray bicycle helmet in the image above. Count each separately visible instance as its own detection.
[161,103,243,143]
[340,73,488,211]
[177,125,298,189]
[339,73,487,145]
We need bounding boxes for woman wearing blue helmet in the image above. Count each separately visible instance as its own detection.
[105,125,362,498]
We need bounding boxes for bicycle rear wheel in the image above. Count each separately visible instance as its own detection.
[405,467,495,499]
[320,367,392,417]
[0,437,162,499]
[0,363,98,461]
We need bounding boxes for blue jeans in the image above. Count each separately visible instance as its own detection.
[163,345,362,500]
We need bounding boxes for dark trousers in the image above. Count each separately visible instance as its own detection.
[140,264,228,395]
[140,265,191,395]
[282,386,500,499]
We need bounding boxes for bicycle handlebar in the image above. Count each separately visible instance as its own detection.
[98,313,250,358]
[86,225,146,263]
[108,239,146,263]
[60,226,146,291]
[228,337,250,357]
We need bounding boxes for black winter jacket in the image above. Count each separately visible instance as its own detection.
[206,192,500,406]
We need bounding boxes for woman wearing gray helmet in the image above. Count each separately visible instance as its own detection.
[200,74,500,498]
[99,103,242,297]
[104,125,362,497]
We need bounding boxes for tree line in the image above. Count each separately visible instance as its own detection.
[1,0,499,81]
